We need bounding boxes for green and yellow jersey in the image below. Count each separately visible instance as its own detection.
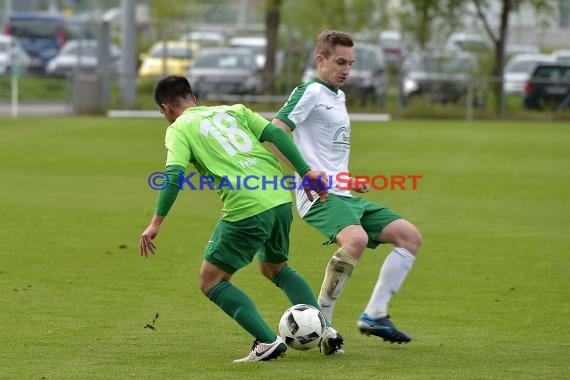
[161,104,292,221]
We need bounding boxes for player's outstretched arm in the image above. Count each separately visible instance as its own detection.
[140,215,164,257]
[139,165,183,258]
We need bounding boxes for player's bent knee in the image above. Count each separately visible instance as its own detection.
[381,220,422,255]
[350,234,369,253]
[337,227,368,258]
[415,228,423,248]
[199,260,232,295]
[405,225,422,255]
[259,261,286,281]
[199,269,231,296]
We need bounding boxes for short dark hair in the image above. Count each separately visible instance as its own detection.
[154,76,195,107]
[315,30,354,58]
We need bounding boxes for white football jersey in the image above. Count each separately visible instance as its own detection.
[275,77,351,217]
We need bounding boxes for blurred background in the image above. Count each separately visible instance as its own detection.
[0,0,569,120]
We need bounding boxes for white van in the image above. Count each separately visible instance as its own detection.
[228,36,283,73]
[379,30,408,63]
[229,36,267,69]
[445,33,490,54]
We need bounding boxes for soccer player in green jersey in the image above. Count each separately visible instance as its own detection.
[272,30,422,350]
[139,76,335,362]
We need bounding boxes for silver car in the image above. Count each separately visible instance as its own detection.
[402,51,479,104]
[46,39,121,77]
[188,47,262,98]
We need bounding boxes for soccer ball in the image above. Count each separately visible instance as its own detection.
[278,304,326,350]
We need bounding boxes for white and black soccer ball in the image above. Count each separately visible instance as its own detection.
[278,304,326,350]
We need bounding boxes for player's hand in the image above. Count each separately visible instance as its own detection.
[140,224,160,257]
[302,170,329,203]
[351,178,370,193]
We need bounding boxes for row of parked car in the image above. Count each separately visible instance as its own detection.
[136,36,271,98]
[397,46,570,109]
[0,34,121,77]
[2,27,568,110]
[0,28,390,106]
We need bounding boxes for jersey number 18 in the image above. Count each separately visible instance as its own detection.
[200,112,253,156]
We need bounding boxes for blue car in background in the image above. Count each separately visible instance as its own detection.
[4,12,94,74]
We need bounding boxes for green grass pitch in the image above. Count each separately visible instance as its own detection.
[1,117,569,379]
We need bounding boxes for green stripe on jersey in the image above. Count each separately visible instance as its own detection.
[275,77,338,130]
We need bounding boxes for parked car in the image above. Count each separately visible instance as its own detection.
[138,40,200,79]
[228,36,286,73]
[503,53,555,95]
[228,36,266,69]
[4,11,66,73]
[402,51,479,104]
[181,30,226,47]
[0,34,31,75]
[46,39,121,77]
[302,43,388,106]
[551,49,570,65]
[523,63,570,110]
[445,33,490,55]
[379,30,408,63]
[188,47,261,98]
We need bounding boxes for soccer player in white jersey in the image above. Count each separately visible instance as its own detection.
[272,30,422,352]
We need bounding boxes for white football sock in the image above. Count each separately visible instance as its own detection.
[364,247,415,318]
[318,248,357,323]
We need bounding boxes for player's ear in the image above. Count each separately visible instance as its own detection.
[162,103,175,119]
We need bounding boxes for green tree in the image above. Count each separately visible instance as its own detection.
[265,0,378,94]
[281,0,383,42]
[400,0,465,49]
[144,0,193,76]
[277,0,385,89]
[261,0,282,94]
[147,0,189,40]
[472,0,553,114]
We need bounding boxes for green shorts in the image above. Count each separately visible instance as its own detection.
[203,202,292,274]
[303,194,401,249]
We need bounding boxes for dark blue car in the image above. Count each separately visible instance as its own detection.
[5,12,67,73]
[524,63,570,110]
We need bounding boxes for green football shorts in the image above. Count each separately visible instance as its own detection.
[203,202,293,274]
[303,194,401,249]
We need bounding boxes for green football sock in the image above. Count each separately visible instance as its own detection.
[207,280,276,343]
[273,266,331,327]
